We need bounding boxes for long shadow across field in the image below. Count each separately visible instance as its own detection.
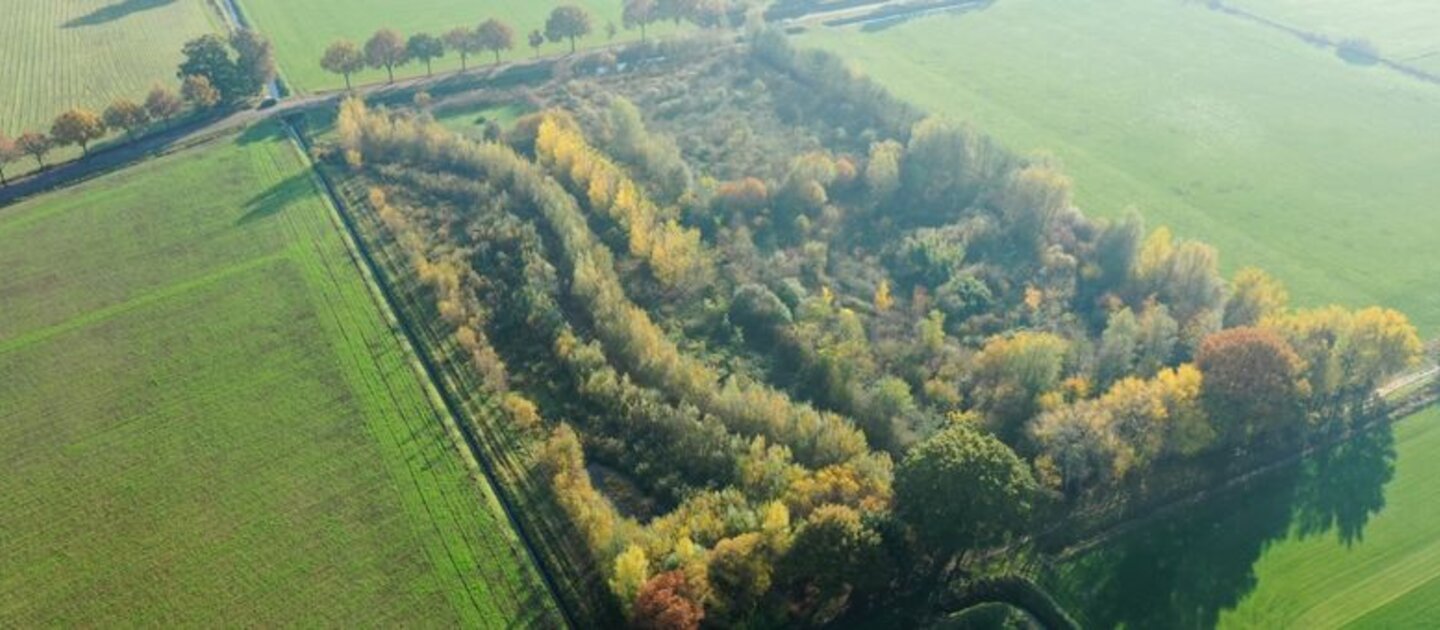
[64,0,175,28]
[238,171,314,225]
[1054,424,1397,629]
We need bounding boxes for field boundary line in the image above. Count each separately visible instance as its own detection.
[0,254,285,356]
[279,119,575,628]
[1209,1,1440,89]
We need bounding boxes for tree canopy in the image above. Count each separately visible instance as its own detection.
[545,5,594,53]
[895,423,1038,557]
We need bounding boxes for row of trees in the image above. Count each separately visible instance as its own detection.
[0,30,274,181]
[321,8,584,89]
[322,20,513,89]
[536,112,713,292]
[319,0,753,89]
[0,85,188,180]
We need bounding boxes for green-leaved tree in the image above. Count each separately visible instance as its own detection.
[321,40,365,90]
[545,5,593,54]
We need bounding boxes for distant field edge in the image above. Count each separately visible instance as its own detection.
[1210,2,1440,89]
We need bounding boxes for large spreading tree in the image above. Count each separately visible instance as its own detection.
[178,31,274,104]
[895,423,1038,559]
[1196,327,1307,449]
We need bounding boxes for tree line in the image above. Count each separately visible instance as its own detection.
[0,30,275,183]
[318,0,753,89]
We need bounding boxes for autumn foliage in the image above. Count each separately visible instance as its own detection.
[631,571,705,630]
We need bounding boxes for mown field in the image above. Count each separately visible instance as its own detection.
[800,0,1440,335]
[238,0,680,93]
[0,0,217,136]
[1049,407,1440,629]
[1229,0,1440,74]
[0,126,560,626]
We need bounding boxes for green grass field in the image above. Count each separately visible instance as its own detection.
[1229,0,1440,74]
[238,0,680,93]
[0,125,560,626]
[435,102,533,139]
[1050,407,1440,629]
[0,0,217,136]
[801,0,1440,335]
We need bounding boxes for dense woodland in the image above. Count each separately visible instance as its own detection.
[323,29,1421,628]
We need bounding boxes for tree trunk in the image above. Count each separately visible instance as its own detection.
[0,167,7,186]
[80,142,89,157]
[344,72,352,91]
[461,53,467,71]
[493,50,501,65]
[386,64,395,83]
[426,60,433,76]
[569,37,576,53]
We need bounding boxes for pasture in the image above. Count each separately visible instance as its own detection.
[237,0,679,93]
[0,0,217,136]
[1229,0,1440,74]
[1049,407,1440,629]
[800,0,1440,335]
[0,126,560,626]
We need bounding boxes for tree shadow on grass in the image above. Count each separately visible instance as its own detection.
[1056,422,1397,629]
[63,0,175,28]
[1293,425,1397,547]
[238,172,314,225]
[237,123,282,146]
